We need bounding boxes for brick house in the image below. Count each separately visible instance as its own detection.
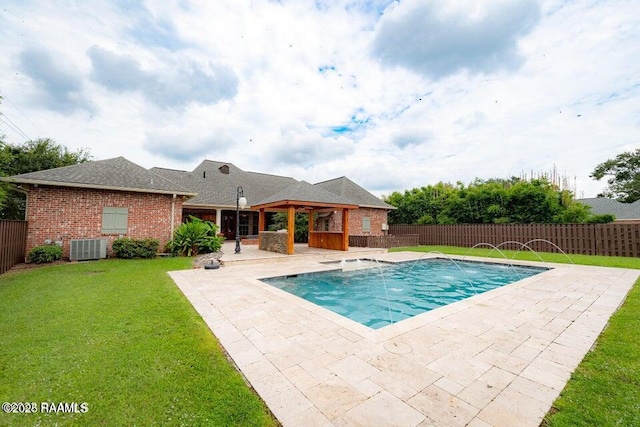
[314,177,392,236]
[4,157,395,258]
[4,157,194,258]
[149,160,395,241]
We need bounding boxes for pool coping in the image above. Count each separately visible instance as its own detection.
[169,252,639,426]
[257,255,551,336]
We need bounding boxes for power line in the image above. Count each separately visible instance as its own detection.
[2,94,43,134]
[0,114,31,141]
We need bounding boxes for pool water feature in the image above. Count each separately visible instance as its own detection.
[262,258,547,330]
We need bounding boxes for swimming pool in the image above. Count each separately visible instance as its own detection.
[262,258,547,329]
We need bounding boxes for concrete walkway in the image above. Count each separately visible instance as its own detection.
[169,250,638,426]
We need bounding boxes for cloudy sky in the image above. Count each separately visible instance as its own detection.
[1,0,638,198]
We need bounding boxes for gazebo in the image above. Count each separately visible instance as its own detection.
[250,181,359,255]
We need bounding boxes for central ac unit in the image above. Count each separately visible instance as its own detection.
[70,239,108,261]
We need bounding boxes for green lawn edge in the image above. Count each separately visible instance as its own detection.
[392,245,640,426]
[0,258,278,427]
[390,245,639,269]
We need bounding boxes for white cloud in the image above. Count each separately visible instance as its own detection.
[17,46,92,113]
[372,0,541,79]
[88,45,238,108]
[1,0,638,200]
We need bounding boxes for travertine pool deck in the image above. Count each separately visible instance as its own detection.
[169,250,639,426]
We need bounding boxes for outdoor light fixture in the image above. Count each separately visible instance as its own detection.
[235,186,247,254]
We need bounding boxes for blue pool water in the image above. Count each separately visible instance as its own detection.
[262,258,547,329]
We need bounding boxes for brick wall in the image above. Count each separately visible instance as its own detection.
[25,185,186,258]
[321,208,389,236]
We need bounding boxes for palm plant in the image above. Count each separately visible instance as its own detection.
[170,216,223,256]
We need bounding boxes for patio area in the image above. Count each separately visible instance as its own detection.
[169,249,639,426]
[217,240,387,266]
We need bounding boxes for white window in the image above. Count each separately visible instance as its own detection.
[102,207,128,234]
[362,216,371,233]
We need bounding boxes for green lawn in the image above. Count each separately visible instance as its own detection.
[0,258,277,427]
[390,244,639,269]
[393,245,640,426]
[2,248,638,426]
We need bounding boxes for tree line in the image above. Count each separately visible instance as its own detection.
[383,178,614,225]
[383,148,639,225]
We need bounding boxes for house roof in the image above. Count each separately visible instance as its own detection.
[151,160,299,208]
[4,157,195,195]
[151,161,389,210]
[578,197,640,220]
[4,156,391,210]
[315,176,396,209]
[252,180,358,209]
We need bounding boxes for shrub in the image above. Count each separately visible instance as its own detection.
[417,214,436,225]
[112,238,137,259]
[28,244,62,264]
[134,238,159,258]
[170,216,223,256]
[587,214,616,224]
[112,237,159,259]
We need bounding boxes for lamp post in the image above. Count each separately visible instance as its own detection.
[235,186,247,254]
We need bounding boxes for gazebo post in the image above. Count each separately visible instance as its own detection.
[342,208,349,251]
[308,209,315,243]
[258,208,265,247]
[258,208,265,232]
[287,205,295,255]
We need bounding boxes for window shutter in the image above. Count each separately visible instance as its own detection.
[362,217,371,232]
[102,207,128,234]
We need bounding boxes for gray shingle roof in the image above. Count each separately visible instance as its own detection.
[578,197,640,220]
[5,157,195,195]
[151,160,299,207]
[315,176,396,209]
[5,156,390,210]
[253,180,357,207]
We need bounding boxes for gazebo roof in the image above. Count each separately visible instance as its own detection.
[251,180,358,210]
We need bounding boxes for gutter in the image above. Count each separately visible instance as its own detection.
[0,177,196,197]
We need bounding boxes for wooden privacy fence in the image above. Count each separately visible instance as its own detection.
[389,223,640,257]
[350,234,420,249]
[0,220,28,274]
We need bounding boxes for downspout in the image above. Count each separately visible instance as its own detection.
[171,194,176,241]
[12,185,29,198]
[12,185,29,219]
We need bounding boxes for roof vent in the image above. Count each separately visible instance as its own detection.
[219,165,230,174]
[203,171,206,178]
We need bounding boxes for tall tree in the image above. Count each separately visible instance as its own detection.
[590,148,640,203]
[0,138,92,219]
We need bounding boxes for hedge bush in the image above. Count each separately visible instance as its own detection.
[112,238,159,259]
[27,244,63,264]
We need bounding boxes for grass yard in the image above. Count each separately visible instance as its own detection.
[393,245,640,426]
[390,244,639,269]
[0,258,277,427]
[542,276,640,426]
